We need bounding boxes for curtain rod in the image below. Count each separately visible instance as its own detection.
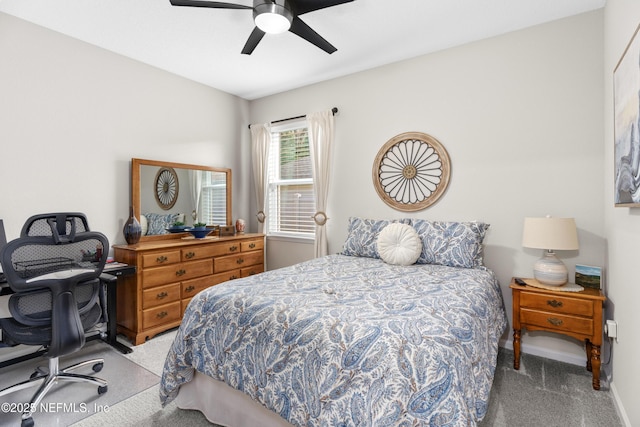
[248,107,338,129]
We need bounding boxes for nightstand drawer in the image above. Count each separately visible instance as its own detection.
[521,308,593,336]
[520,292,594,316]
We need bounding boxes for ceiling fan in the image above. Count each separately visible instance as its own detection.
[169,0,354,55]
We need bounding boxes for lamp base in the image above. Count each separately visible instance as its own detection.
[533,251,568,286]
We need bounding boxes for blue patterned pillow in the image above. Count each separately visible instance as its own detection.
[340,217,411,258]
[144,213,181,235]
[410,219,489,268]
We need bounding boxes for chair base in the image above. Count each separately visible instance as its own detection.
[0,356,108,426]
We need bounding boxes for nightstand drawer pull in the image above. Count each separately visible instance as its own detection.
[547,317,563,326]
[156,291,168,299]
[156,255,168,263]
[547,299,563,308]
[185,251,195,259]
[157,311,168,319]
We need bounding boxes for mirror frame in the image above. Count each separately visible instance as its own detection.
[131,158,232,242]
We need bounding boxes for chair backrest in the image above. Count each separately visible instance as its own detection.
[0,213,108,357]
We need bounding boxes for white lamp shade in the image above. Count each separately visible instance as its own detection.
[521,217,579,250]
[522,217,579,286]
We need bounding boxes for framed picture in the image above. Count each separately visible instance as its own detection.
[575,264,602,290]
[614,22,640,207]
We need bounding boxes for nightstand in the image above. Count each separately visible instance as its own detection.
[510,278,606,390]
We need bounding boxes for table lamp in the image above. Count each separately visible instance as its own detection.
[521,216,579,286]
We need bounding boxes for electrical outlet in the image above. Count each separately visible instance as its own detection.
[605,320,618,342]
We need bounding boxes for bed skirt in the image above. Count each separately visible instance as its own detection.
[175,371,294,427]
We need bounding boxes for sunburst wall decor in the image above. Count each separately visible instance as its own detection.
[372,132,451,211]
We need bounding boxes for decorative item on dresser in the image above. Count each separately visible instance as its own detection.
[113,233,264,345]
[510,277,606,390]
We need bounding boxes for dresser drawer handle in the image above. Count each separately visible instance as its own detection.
[236,258,244,265]
[185,285,196,293]
[156,255,168,263]
[185,251,195,259]
[230,275,238,280]
[547,299,563,308]
[547,317,563,326]
[176,269,186,277]
[229,245,238,252]
[248,243,256,249]
[156,291,168,299]
[157,311,168,319]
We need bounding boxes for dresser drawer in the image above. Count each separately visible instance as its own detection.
[241,264,264,277]
[142,283,181,309]
[211,269,241,283]
[521,308,593,336]
[182,245,221,261]
[143,301,181,329]
[241,239,264,252]
[520,292,594,317]
[215,251,263,273]
[141,250,181,268]
[181,275,215,299]
[142,259,213,288]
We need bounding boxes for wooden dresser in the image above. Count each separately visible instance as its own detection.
[113,233,264,345]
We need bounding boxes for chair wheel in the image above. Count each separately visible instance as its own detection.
[21,417,34,427]
[92,362,103,373]
[98,385,108,394]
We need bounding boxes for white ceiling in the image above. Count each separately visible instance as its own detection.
[0,0,606,100]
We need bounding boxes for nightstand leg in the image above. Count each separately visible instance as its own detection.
[585,340,593,372]
[513,329,521,370]
[590,343,601,390]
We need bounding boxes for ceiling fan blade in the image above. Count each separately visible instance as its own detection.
[169,0,252,10]
[289,16,337,54]
[292,0,354,15]
[241,27,266,55]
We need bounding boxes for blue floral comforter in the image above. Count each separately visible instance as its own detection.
[160,254,507,426]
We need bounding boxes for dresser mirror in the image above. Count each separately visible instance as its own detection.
[131,158,232,241]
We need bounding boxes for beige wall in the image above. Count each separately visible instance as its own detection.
[604,1,640,426]
[0,12,251,248]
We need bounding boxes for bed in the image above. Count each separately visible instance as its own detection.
[159,218,507,426]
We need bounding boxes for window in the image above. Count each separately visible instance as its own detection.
[266,121,315,238]
[200,172,227,225]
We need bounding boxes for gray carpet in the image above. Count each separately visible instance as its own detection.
[0,338,159,426]
[78,329,623,427]
[6,329,623,426]
[480,349,623,427]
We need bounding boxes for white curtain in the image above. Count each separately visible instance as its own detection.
[189,170,203,223]
[250,123,271,234]
[307,110,335,258]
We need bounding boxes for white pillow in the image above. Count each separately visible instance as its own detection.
[377,223,422,266]
[140,214,148,236]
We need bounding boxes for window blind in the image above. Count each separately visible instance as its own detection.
[267,122,315,236]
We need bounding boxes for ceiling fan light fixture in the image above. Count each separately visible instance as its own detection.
[254,3,293,34]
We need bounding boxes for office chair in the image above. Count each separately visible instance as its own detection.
[0,213,109,427]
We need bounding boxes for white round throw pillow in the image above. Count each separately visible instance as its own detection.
[377,223,422,266]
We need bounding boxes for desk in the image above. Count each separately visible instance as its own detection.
[101,262,136,354]
[0,262,135,368]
